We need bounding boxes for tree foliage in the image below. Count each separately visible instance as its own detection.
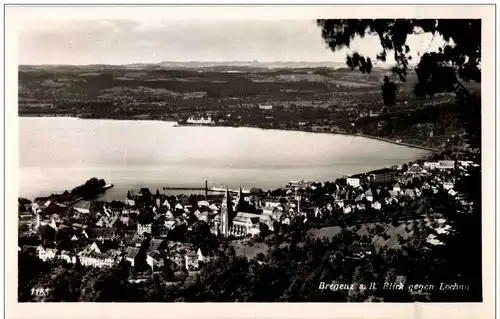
[317,19,481,93]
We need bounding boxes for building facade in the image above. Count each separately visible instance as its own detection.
[346,177,361,187]
[368,168,398,184]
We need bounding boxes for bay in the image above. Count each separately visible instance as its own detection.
[19,117,429,201]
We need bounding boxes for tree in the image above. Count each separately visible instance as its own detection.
[39,225,56,243]
[317,20,482,147]
[317,19,480,86]
[382,75,397,108]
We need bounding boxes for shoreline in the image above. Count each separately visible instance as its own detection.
[19,115,440,153]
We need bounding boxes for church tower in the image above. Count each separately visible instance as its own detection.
[220,187,232,237]
[236,186,245,212]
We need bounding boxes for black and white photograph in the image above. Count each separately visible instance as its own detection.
[6,4,494,312]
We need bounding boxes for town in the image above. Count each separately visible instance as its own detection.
[18,155,480,302]
[15,17,484,304]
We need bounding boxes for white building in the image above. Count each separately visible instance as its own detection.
[186,116,214,125]
[78,242,121,268]
[346,178,361,188]
[423,162,440,170]
[137,223,152,235]
[36,246,57,262]
[227,212,261,238]
[264,201,281,209]
[259,104,273,110]
[73,200,91,214]
[438,160,455,170]
[372,201,382,210]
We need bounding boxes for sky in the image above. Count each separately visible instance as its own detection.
[18,18,446,65]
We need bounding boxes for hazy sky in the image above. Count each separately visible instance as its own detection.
[19,19,445,65]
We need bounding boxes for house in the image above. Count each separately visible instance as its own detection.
[372,201,382,210]
[343,206,352,214]
[124,246,142,267]
[31,202,42,214]
[125,198,136,206]
[195,210,209,223]
[443,182,454,190]
[258,213,274,231]
[162,210,174,220]
[36,245,57,262]
[423,162,440,170]
[185,251,199,271]
[264,201,281,209]
[364,189,374,202]
[367,168,398,184]
[18,213,34,227]
[137,223,152,236]
[282,216,291,225]
[146,239,166,255]
[346,177,360,188]
[336,188,348,200]
[120,215,136,227]
[58,250,77,264]
[392,183,401,192]
[388,190,398,198]
[438,160,455,170]
[85,227,117,241]
[96,216,119,228]
[407,164,425,175]
[147,250,166,270]
[43,201,70,217]
[70,230,87,242]
[197,200,210,208]
[72,200,92,214]
[127,233,146,248]
[259,104,273,110]
[355,194,365,202]
[458,160,473,167]
[78,241,122,268]
[197,247,216,264]
[334,199,345,208]
[164,220,177,230]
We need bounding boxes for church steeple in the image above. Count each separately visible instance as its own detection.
[236,186,245,212]
[220,187,231,237]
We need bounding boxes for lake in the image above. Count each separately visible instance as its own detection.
[19,117,429,201]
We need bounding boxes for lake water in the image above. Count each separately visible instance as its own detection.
[19,117,429,201]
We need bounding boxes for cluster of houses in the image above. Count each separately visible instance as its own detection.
[310,160,477,218]
[18,185,305,275]
[18,158,477,277]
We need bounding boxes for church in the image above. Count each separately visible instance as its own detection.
[214,187,262,238]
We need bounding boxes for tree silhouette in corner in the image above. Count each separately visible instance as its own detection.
[316,19,481,149]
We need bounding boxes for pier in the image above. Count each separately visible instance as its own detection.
[162,181,250,199]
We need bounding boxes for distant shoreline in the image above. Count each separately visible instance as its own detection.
[19,114,439,152]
